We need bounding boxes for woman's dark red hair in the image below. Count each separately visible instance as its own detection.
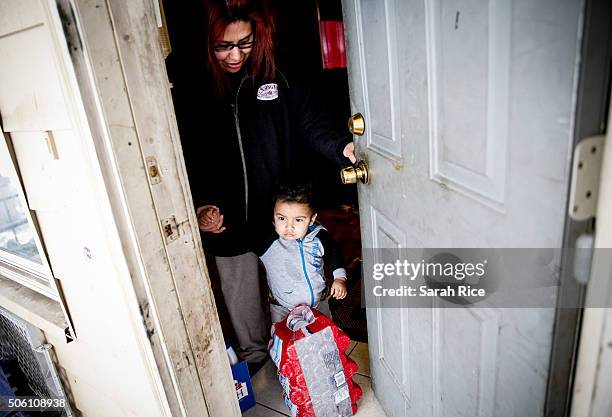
[203,0,276,97]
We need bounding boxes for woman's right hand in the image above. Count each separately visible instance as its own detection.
[196,205,226,233]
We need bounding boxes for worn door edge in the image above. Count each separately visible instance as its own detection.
[100,0,240,415]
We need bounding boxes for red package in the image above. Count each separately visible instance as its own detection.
[268,305,362,416]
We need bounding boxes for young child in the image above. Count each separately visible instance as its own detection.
[260,182,348,323]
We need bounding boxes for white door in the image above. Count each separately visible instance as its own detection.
[342,1,582,416]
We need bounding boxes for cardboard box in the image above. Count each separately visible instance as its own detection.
[231,360,256,412]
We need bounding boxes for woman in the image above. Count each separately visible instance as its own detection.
[181,0,355,370]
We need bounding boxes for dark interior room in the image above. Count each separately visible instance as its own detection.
[163,0,367,346]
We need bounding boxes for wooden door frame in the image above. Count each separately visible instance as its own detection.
[569,89,612,415]
[52,0,239,416]
[546,0,612,415]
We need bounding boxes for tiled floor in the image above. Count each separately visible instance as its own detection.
[244,342,387,417]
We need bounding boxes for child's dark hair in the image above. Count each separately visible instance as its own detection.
[273,180,316,210]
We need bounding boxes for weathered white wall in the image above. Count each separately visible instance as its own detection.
[0,1,170,415]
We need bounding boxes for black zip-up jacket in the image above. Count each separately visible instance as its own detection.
[179,70,352,256]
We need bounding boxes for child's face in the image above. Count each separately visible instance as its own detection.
[273,201,317,240]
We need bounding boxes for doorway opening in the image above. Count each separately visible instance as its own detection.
[163,0,373,413]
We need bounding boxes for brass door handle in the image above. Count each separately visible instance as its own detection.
[340,160,369,184]
[348,113,365,136]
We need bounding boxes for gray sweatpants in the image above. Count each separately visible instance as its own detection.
[215,252,270,363]
[270,299,332,324]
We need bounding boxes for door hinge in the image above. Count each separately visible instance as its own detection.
[161,215,179,243]
[568,135,605,221]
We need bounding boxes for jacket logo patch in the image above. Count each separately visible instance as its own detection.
[257,83,278,101]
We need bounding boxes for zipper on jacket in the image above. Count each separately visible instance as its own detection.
[233,75,250,222]
[298,239,315,306]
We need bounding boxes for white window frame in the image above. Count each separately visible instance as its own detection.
[0,126,57,301]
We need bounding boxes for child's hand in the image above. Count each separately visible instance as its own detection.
[197,205,226,234]
[330,278,347,299]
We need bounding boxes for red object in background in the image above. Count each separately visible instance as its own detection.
[317,3,347,69]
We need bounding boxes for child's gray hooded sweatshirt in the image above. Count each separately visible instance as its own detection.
[260,223,346,310]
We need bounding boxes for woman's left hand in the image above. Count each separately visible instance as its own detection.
[343,142,357,164]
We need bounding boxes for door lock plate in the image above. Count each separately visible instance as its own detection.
[146,156,161,185]
[162,216,179,242]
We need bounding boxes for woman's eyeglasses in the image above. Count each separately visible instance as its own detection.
[214,34,255,53]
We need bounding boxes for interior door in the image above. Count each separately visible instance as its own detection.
[342,1,582,416]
